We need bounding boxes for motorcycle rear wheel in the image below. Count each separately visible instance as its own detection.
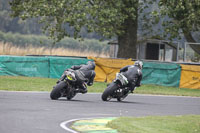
[101,82,118,101]
[50,81,67,100]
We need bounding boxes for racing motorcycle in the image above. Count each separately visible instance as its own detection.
[101,73,134,102]
[50,70,87,100]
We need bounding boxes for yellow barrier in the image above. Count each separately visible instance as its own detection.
[88,57,134,82]
[180,64,200,89]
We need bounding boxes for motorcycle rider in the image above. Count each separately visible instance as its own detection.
[119,60,143,93]
[57,61,96,93]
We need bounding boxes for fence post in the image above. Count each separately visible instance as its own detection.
[183,42,187,62]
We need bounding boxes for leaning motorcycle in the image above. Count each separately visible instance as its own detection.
[50,70,87,100]
[101,73,133,102]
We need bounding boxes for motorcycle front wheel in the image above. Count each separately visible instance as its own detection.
[101,82,119,101]
[66,91,76,100]
[117,96,126,102]
[50,81,68,100]
[117,89,129,102]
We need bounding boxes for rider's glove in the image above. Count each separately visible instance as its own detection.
[87,81,93,86]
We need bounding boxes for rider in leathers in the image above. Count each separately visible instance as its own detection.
[57,61,96,93]
[119,61,143,93]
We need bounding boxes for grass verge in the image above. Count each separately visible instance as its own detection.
[0,76,200,97]
[0,76,57,91]
[107,115,200,133]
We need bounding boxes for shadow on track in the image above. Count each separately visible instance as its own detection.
[102,100,148,105]
[57,98,94,103]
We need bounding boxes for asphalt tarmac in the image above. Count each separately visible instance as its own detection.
[0,91,200,133]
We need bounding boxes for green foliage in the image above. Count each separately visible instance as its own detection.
[0,31,110,53]
[138,0,158,37]
[191,52,200,62]
[9,0,139,41]
[8,0,200,57]
[0,0,101,39]
[154,0,200,40]
[154,0,200,55]
[0,0,43,35]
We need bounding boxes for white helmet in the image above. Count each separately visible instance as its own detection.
[134,61,143,69]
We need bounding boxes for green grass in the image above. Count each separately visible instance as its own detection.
[0,76,106,92]
[135,84,200,97]
[0,76,57,91]
[107,115,200,133]
[0,76,200,97]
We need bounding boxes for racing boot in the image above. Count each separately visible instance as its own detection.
[79,82,88,94]
[129,87,135,93]
[79,88,87,94]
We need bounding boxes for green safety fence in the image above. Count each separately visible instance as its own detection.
[0,56,49,78]
[0,55,91,78]
[49,57,90,78]
[142,62,181,87]
[0,55,183,87]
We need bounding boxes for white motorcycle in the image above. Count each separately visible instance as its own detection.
[101,73,134,102]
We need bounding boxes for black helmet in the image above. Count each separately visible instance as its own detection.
[87,61,95,70]
[134,61,143,69]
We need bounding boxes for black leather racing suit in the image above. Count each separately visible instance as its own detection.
[120,65,142,91]
[70,64,96,88]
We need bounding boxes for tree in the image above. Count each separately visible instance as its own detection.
[10,0,140,58]
[0,0,43,34]
[155,0,200,55]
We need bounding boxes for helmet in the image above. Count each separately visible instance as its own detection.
[134,61,143,69]
[86,61,96,70]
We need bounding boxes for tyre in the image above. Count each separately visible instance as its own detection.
[67,96,72,100]
[66,91,76,100]
[117,97,122,102]
[50,81,67,100]
[117,90,129,102]
[101,82,118,101]
[117,96,126,102]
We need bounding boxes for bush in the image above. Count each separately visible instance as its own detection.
[0,31,110,53]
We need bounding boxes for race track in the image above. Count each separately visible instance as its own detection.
[0,91,200,133]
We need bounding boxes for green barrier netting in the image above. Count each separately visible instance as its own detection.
[0,56,91,78]
[49,57,91,78]
[0,55,182,87]
[0,55,49,77]
[142,62,181,87]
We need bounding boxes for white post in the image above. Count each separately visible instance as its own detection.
[176,42,179,61]
[183,42,187,62]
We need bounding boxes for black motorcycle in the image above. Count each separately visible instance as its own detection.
[50,70,87,100]
[101,73,133,102]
